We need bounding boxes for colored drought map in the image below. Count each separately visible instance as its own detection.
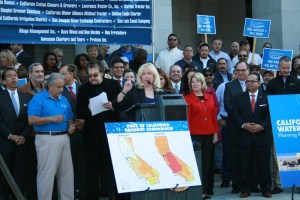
[118,137,160,185]
[155,136,194,181]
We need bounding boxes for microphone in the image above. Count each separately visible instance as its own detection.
[146,81,174,94]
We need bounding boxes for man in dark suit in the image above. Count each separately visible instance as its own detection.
[232,73,272,198]
[0,68,32,199]
[76,60,122,200]
[10,44,34,69]
[224,61,249,193]
[59,64,86,199]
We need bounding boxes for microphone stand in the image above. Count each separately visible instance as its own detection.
[147,81,174,94]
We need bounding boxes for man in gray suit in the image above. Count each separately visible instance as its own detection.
[59,65,86,199]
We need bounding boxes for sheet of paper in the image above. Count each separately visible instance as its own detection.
[89,92,109,116]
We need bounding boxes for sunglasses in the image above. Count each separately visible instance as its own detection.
[168,38,177,41]
[238,55,248,58]
[88,73,99,78]
[204,74,214,77]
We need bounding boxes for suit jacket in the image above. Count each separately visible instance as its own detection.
[184,92,219,135]
[0,90,32,153]
[266,74,300,94]
[232,90,272,147]
[62,82,80,117]
[16,51,34,69]
[213,71,232,90]
[224,79,243,117]
[113,87,164,121]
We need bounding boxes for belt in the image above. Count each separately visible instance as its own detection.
[36,131,68,136]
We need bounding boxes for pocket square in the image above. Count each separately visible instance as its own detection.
[259,104,267,107]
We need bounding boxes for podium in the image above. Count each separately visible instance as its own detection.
[130,94,202,200]
[135,94,187,122]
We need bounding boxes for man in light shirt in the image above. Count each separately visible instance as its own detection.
[155,33,183,75]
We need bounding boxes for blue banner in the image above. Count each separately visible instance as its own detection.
[262,48,293,70]
[105,121,189,134]
[196,15,216,34]
[0,0,152,44]
[268,95,300,188]
[243,18,271,38]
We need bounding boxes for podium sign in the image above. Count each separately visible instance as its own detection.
[105,121,201,193]
[268,95,300,188]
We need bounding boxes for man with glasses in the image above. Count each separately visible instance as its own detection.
[155,33,183,75]
[76,60,123,200]
[224,61,249,194]
[231,40,262,68]
[232,73,272,198]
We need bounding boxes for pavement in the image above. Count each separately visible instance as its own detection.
[99,175,300,200]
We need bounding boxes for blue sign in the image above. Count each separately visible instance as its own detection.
[105,121,189,134]
[196,15,216,34]
[262,48,293,70]
[243,18,271,38]
[18,78,27,87]
[268,95,300,188]
[0,0,152,45]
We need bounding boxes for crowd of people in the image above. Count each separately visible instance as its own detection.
[0,33,300,200]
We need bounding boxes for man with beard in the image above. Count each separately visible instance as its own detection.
[213,58,232,89]
[228,41,240,60]
[18,63,44,200]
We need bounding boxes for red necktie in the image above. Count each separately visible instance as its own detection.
[117,79,122,86]
[251,94,255,112]
[68,86,76,100]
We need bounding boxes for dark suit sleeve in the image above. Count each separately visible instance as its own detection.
[76,85,92,119]
[224,83,233,115]
[232,95,245,128]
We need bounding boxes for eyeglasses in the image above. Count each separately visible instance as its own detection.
[168,38,177,41]
[238,55,248,58]
[204,74,214,77]
[236,69,247,72]
[245,80,259,84]
[88,73,99,78]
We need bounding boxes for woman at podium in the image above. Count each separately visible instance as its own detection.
[184,72,219,200]
[113,62,164,121]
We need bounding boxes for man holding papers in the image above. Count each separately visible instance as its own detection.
[76,60,122,200]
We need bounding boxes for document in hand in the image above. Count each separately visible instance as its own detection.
[89,92,109,116]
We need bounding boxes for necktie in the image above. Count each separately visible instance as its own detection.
[10,92,19,116]
[117,79,122,86]
[241,82,246,92]
[68,86,76,100]
[251,94,256,112]
[175,84,179,94]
